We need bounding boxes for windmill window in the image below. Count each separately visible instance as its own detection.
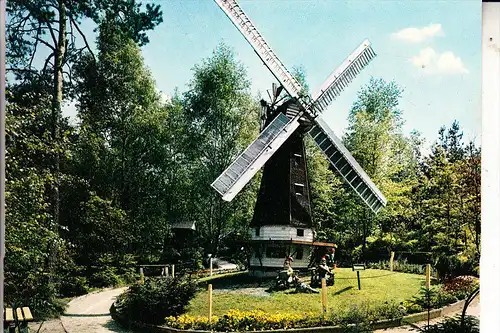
[294,183,305,196]
[297,229,304,237]
[266,247,287,258]
[296,247,304,260]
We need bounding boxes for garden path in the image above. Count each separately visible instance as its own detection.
[60,287,131,333]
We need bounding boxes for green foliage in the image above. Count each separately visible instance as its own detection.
[412,315,479,333]
[58,276,90,297]
[116,277,198,325]
[367,260,425,275]
[88,255,122,288]
[404,286,457,313]
[4,91,73,318]
[434,254,475,281]
[182,43,260,255]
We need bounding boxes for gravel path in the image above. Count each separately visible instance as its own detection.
[374,299,480,332]
[60,287,132,333]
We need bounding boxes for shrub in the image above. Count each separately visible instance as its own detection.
[366,260,425,275]
[115,254,139,284]
[88,254,123,288]
[401,300,424,314]
[442,276,479,300]
[117,276,197,325]
[412,315,479,333]
[403,286,457,313]
[58,276,89,297]
[434,255,475,281]
[89,269,122,287]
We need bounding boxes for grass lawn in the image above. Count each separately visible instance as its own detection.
[187,268,425,316]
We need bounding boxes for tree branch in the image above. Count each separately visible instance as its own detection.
[34,36,56,51]
[69,14,95,61]
[42,52,55,74]
[28,24,43,70]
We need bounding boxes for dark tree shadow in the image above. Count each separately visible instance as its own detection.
[103,318,135,332]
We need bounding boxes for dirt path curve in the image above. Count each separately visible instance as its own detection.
[374,299,480,332]
[60,287,132,333]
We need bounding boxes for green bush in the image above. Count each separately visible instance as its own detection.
[116,276,197,325]
[412,315,479,333]
[404,286,457,313]
[402,300,424,314]
[367,260,425,275]
[115,254,139,284]
[434,255,475,281]
[89,269,122,287]
[58,276,89,297]
[88,254,124,287]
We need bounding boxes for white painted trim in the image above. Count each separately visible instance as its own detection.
[312,39,372,101]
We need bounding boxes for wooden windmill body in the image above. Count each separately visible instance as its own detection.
[249,101,316,273]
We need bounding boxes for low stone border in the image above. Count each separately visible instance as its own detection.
[110,299,466,333]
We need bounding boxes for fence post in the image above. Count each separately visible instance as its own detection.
[209,257,213,276]
[426,264,431,289]
[166,266,169,277]
[208,284,213,323]
[139,267,144,283]
[321,278,327,319]
[172,264,175,277]
[390,251,395,271]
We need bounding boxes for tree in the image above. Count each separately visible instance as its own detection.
[341,77,418,261]
[182,43,260,255]
[4,89,71,317]
[70,17,177,262]
[417,122,480,277]
[6,0,163,238]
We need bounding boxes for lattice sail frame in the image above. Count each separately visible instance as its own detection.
[211,0,387,213]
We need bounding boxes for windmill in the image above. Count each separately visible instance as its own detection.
[211,0,387,276]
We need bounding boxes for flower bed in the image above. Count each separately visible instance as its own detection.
[112,299,469,333]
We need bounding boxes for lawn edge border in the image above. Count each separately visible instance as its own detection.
[110,299,467,333]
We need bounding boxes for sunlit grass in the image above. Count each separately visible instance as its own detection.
[187,268,425,316]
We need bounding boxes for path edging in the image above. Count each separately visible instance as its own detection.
[110,298,466,333]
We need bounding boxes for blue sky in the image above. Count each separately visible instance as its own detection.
[65,0,481,150]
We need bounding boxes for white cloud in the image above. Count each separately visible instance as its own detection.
[410,48,468,75]
[392,24,443,43]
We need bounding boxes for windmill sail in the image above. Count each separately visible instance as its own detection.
[310,40,376,116]
[213,0,304,100]
[212,113,301,202]
[309,117,387,213]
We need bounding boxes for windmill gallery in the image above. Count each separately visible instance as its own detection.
[210,0,387,277]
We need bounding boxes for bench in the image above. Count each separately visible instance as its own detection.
[4,307,33,333]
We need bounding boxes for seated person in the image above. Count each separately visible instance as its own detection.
[317,257,332,279]
[283,256,294,283]
[293,275,319,294]
[325,246,336,268]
